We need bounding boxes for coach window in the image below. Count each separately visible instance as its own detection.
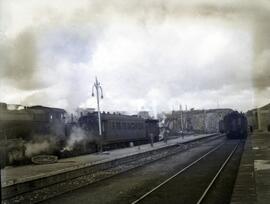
[119,122,122,129]
[61,113,65,120]
[56,113,59,120]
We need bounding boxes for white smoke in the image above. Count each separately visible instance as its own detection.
[24,134,58,158]
[24,140,50,157]
[62,126,92,151]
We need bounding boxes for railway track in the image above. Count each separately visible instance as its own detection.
[3,134,225,204]
[131,140,243,204]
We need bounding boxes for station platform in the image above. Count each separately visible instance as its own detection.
[231,132,270,204]
[1,133,216,188]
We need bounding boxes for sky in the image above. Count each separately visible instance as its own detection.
[0,0,269,115]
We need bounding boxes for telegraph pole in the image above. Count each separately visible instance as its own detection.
[180,104,184,132]
[92,77,104,152]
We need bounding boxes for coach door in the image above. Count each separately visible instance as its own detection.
[102,120,107,138]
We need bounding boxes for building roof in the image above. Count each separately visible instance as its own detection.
[29,105,66,113]
[247,102,270,113]
[84,112,144,121]
[260,103,270,110]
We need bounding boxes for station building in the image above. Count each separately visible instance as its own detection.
[165,108,232,134]
[246,103,270,132]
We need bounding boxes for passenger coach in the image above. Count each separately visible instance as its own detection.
[78,112,159,146]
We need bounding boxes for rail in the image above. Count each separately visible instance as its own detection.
[131,142,226,204]
[196,142,239,204]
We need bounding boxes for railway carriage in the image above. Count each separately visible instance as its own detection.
[78,112,159,148]
[145,119,160,142]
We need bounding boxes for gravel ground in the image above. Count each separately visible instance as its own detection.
[42,137,225,204]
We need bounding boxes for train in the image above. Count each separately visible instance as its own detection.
[66,112,159,153]
[0,103,66,140]
[219,111,248,139]
[0,103,159,166]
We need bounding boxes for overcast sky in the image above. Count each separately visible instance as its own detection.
[0,0,269,115]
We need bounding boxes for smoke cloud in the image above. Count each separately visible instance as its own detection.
[63,126,91,151]
[24,140,51,158]
[24,135,58,157]
[0,30,41,90]
[0,0,269,112]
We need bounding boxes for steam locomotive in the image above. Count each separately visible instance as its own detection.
[0,103,66,166]
[0,103,159,166]
[0,104,66,140]
[219,111,248,139]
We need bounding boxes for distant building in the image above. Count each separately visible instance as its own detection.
[76,108,95,117]
[247,103,270,132]
[64,107,96,123]
[165,108,232,134]
[138,111,151,119]
[113,111,128,115]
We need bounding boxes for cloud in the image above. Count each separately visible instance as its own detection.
[0,30,43,90]
[254,50,270,89]
[0,0,269,112]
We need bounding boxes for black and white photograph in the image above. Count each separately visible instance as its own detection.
[0,1,269,203]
